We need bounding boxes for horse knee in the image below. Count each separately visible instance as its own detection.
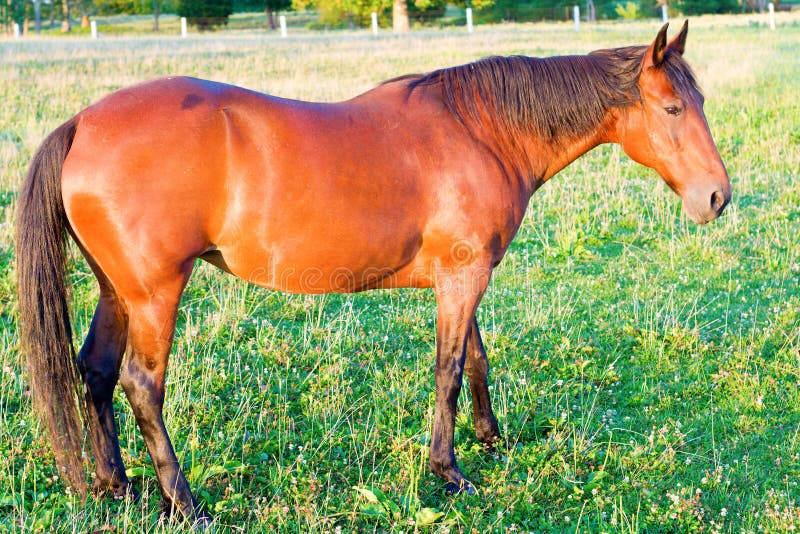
[78,345,122,403]
[78,299,127,398]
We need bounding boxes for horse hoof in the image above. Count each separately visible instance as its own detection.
[191,511,214,530]
[122,485,141,502]
[445,479,477,496]
[160,501,213,527]
[92,479,139,502]
[481,434,504,452]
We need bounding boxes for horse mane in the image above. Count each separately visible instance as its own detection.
[405,46,699,171]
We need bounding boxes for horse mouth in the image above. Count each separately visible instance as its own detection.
[683,190,730,225]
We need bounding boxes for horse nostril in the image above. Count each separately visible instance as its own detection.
[710,190,727,213]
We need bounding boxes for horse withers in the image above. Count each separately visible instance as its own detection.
[16,21,729,522]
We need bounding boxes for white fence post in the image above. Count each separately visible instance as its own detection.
[13,22,21,38]
[768,2,775,30]
[466,7,473,33]
[573,5,580,30]
[371,12,378,35]
[661,4,668,23]
[279,15,287,37]
[181,17,187,38]
[90,20,98,39]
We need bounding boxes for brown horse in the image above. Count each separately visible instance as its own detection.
[16,21,729,522]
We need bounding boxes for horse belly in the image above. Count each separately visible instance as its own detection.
[215,213,425,293]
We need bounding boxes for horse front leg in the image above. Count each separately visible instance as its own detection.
[429,267,490,495]
[465,316,502,448]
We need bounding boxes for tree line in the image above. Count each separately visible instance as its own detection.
[1,0,778,35]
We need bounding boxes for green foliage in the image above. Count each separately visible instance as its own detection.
[234,0,291,13]
[0,0,65,25]
[470,1,568,24]
[177,0,234,27]
[353,486,454,525]
[409,0,446,16]
[1,0,260,21]
[467,0,661,23]
[93,0,177,16]
[4,0,27,24]
[454,0,496,12]
[675,0,741,14]
[614,0,640,18]
[595,0,658,20]
[301,0,392,27]
[292,0,444,28]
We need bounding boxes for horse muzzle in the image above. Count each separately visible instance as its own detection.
[682,180,731,224]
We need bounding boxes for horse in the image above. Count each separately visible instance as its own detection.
[16,21,729,522]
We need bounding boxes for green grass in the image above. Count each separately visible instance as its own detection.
[1,14,800,533]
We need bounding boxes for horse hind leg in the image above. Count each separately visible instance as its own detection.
[77,272,134,499]
[464,316,502,448]
[117,267,209,523]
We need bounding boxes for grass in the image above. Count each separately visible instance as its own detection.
[1,13,800,533]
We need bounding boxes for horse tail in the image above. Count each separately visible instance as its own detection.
[15,116,88,496]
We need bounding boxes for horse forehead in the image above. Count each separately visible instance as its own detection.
[639,68,680,99]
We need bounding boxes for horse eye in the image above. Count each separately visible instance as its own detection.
[665,105,682,116]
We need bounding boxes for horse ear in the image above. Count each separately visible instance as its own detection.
[668,19,689,56]
[644,23,669,69]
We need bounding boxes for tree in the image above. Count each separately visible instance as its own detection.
[675,0,739,13]
[93,0,177,16]
[292,0,389,27]
[62,0,71,31]
[393,0,408,32]
[177,0,233,29]
[234,0,291,30]
[33,0,41,33]
[264,0,290,29]
[292,0,443,29]
[77,0,93,28]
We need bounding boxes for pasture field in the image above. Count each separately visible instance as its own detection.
[1,14,799,533]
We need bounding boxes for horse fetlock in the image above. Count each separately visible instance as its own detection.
[160,495,207,521]
[474,413,501,442]
[170,503,212,530]
[477,428,503,450]
[430,455,476,495]
[92,476,138,502]
[429,453,455,475]
[445,478,477,496]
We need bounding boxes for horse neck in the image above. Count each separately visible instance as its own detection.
[535,113,617,183]
[461,54,627,190]
[486,105,617,193]
[411,52,637,192]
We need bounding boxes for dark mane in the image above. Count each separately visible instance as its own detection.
[406,46,699,151]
